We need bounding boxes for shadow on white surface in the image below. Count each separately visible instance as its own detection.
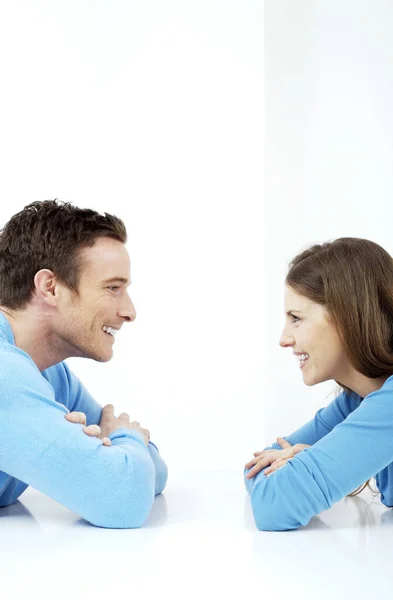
[144,492,168,527]
[0,499,38,526]
[1,475,393,599]
[380,507,393,526]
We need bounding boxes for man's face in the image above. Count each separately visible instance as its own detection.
[56,237,136,362]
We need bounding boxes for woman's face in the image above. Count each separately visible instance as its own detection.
[279,285,352,386]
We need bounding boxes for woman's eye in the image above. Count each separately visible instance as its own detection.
[291,314,300,323]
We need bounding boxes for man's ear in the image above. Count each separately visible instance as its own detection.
[33,269,59,307]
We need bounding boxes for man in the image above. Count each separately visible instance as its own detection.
[0,199,167,528]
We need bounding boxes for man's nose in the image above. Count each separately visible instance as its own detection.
[119,296,137,322]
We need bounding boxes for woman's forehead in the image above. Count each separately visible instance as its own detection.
[284,285,325,315]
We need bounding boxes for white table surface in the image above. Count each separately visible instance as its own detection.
[0,470,391,599]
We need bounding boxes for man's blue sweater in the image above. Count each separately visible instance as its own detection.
[245,375,393,531]
[0,312,168,528]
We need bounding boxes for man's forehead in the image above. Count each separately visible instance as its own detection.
[82,237,129,256]
[80,239,131,280]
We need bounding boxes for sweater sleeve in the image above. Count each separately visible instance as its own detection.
[244,390,361,495]
[147,442,169,495]
[43,361,168,497]
[245,379,393,530]
[0,351,157,528]
[269,390,361,448]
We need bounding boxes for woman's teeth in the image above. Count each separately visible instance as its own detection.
[298,353,309,368]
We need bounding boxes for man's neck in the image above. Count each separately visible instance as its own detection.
[0,306,61,372]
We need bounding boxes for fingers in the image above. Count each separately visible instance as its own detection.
[100,406,148,446]
[245,460,270,479]
[101,404,115,421]
[245,438,297,479]
[253,438,291,458]
[83,424,101,437]
[245,456,260,469]
[277,437,291,449]
[244,452,276,470]
[65,412,112,446]
[265,449,296,476]
[83,426,112,446]
[119,412,131,420]
[65,411,87,426]
[265,458,288,477]
[293,443,311,453]
[245,453,277,478]
[245,445,295,479]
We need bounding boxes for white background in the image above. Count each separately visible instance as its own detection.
[2,1,393,476]
[265,0,393,443]
[3,4,393,598]
[0,1,263,470]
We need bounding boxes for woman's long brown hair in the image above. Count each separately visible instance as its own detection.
[286,237,393,496]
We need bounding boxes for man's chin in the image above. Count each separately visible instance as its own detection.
[59,336,114,362]
[79,346,113,363]
[92,350,113,363]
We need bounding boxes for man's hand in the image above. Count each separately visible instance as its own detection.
[99,404,150,446]
[65,411,112,446]
[245,437,310,479]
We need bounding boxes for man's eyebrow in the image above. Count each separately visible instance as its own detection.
[102,277,131,285]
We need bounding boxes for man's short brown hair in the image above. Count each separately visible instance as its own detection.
[0,199,127,309]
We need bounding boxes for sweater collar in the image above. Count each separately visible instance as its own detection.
[0,311,16,345]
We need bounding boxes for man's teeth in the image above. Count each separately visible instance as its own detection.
[102,326,117,337]
[297,353,309,362]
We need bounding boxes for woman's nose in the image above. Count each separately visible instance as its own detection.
[279,330,295,348]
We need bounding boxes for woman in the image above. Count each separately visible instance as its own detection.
[244,237,393,531]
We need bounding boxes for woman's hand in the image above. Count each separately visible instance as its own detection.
[245,437,310,479]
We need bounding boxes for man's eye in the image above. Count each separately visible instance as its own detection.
[108,286,120,292]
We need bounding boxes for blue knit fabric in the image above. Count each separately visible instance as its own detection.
[0,312,168,528]
[245,378,393,531]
